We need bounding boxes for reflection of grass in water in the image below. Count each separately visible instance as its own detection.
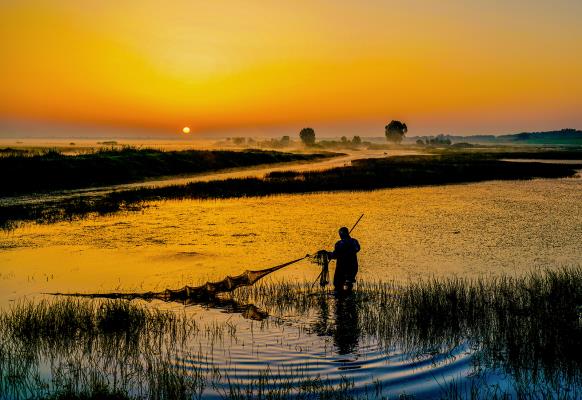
[0,267,581,399]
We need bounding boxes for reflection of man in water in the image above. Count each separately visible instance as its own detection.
[334,295,360,354]
[313,292,360,355]
[328,227,360,292]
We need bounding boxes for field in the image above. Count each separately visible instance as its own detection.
[2,145,581,399]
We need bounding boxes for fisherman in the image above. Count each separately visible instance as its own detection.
[328,227,360,293]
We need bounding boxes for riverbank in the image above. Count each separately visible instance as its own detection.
[1,150,581,229]
[0,147,338,195]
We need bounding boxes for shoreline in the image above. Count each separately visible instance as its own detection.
[0,148,340,196]
[1,150,581,229]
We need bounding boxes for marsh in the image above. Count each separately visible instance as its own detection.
[1,162,581,398]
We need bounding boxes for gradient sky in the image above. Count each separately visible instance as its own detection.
[1,0,581,137]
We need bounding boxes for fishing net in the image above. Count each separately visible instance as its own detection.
[49,257,306,302]
[309,250,330,287]
[51,215,361,303]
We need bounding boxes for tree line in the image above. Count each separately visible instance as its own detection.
[300,120,407,146]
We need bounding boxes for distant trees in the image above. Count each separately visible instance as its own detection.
[385,121,408,143]
[225,136,292,148]
[417,134,452,146]
[258,136,291,148]
[432,134,451,145]
[352,136,362,145]
[299,128,316,146]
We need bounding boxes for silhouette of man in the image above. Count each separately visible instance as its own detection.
[328,227,360,292]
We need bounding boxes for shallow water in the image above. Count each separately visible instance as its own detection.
[167,304,477,399]
[1,176,581,398]
[1,176,581,303]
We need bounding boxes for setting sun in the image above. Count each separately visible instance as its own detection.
[182,126,190,134]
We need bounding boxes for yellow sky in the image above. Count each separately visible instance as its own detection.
[1,0,581,136]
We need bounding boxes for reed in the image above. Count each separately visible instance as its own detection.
[0,298,204,400]
[0,267,580,399]
[0,147,337,195]
[3,150,581,229]
[233,266,582,391]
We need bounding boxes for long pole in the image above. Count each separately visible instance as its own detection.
[349,214,364,234]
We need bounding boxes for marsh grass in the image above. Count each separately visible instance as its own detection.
[218,370,358,400]
[1,298,180,346]
[233,266,582,396]
[2,151,581,229]
[0,267,581,399]
[0,298,204,400]
[0,147,336,196]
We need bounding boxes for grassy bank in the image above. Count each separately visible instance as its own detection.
[1,151,581,229]
[0,147,337,195]
[425,146,582,159]
[0,267,580,399]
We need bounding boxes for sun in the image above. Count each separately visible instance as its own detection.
[182,126,190,134]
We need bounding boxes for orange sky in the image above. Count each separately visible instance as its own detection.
[1,0,581,137]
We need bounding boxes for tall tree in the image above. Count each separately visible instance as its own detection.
[385,121,408,143]
[299,128,316,146]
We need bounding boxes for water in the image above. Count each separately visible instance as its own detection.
[2,176,580,301]
[172,306,477,399]
[1,175,581,398]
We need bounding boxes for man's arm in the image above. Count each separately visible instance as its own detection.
[353,239,360,253]
[328,241,340,259]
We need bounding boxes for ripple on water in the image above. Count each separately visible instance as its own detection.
[175,306,476,399]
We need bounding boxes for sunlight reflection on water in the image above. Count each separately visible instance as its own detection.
[1,176,581,304]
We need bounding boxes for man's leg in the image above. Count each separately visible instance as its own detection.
[343,281,353,293]
[333,269,345,292]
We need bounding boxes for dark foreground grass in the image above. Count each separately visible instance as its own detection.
[239,266,582,360]
[1,267,580,399]
[234,266,582,398]
[2,151,581,229]
[0,298,203,400]
[0,147,337,195]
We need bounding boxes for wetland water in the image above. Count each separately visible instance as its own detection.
[1,174,581,398]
